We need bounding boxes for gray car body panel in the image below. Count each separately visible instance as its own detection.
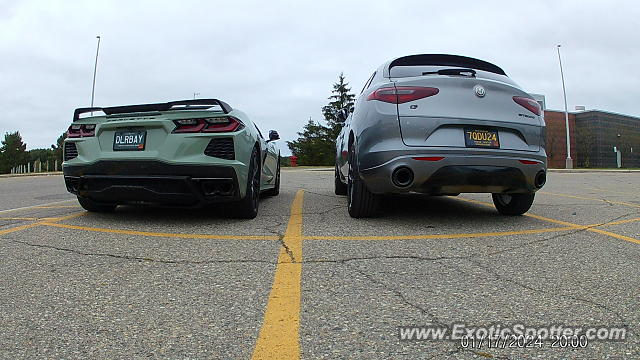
[336,54,547,195]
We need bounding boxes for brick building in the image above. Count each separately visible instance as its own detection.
[544,109,640,168]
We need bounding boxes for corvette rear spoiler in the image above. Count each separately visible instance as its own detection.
[73,99,233,122]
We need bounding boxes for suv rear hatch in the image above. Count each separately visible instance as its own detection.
[388,55,543,152]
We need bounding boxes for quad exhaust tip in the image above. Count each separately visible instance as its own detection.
[535,171,546,188]
[199,179,234,196]
[392,167,414,188]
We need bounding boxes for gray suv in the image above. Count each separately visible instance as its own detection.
[335,54,547,218]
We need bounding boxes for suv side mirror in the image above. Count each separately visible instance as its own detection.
[268,130,280,142]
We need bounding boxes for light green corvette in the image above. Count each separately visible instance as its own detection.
[62,99,281,218]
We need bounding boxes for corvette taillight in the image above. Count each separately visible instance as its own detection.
[67,124,95,138]
[513,96,541,116]
[81,124,96,137]
[173,117,244,133]
[367,86,439,104]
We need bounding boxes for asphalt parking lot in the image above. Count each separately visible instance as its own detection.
[0,169,638,359]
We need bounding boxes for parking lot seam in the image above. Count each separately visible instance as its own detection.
[251,189,304,360]
[8,238,277,264]
[40,222,280,241]
[303,227,577,241]
[539,191,640,209]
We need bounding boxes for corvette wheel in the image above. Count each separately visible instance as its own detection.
[334,165,347,195]
[264,156,280,197]
[235,148,260,219]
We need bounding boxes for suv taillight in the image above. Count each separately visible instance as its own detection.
[367,86,439,104]
[513,96,541,116]
[173,117,244,133]
[67,124,95,138]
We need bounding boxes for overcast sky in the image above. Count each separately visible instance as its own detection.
[1,0,639,153]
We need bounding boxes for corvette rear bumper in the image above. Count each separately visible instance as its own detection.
[63,160,240,206]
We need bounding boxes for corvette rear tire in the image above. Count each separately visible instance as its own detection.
[77,196,117,213]
[334,165,347,195]
[263,156,280,197]
[347,146,378,218]
[234,148,260,219]
[492,193,535,215]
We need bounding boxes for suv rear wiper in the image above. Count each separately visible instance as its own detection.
[422,68,476,77]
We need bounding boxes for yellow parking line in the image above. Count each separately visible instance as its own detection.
[0,211,87,236]
[0,217,39,221]
[304,226,578,241]
[0,223,41,235]
[585,217,640,227]
[0,199,76,214]
[456,197,640,245]
[40,222,279,241]
[539,191,640,208]
[31,205,81,209]
[585,187,639,196]
[251,190,304,360]
[587,228,640,245]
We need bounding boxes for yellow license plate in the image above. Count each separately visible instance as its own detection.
[464,128,500,148]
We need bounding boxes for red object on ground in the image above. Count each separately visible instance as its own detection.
[290,155,298,167]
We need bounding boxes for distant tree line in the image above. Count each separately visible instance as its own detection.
[287,73,355,166]
[0,131,66,174]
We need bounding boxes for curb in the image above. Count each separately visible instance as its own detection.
[0,172,63,179]
[548,169,640,173]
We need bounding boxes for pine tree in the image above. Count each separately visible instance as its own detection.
[287,73,356,165]
[0,131,28,173]
[51,132,67,165]
[287,120,334,165]
[322,72,356,140]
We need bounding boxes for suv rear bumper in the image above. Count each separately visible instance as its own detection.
[359,152,546,194]
[63,160,240,206]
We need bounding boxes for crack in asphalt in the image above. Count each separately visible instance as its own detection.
[279,234,296,263]
[9,239,274,265]
[467,256,633,333]
[343,260,514,360]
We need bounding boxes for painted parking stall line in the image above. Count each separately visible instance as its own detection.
[456,197,640,245]
[252,190,304,360]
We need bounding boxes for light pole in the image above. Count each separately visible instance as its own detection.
[91,36,101,110]
[557,44,572,169]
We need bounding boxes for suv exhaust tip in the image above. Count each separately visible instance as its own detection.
[392,167,414,188]
[534,171,546,188]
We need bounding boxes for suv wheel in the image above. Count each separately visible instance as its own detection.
[347,145,378,218]
[492,193,535,215]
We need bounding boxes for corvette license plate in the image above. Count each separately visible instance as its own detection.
[464,128,500,148]
[113,131,146,151]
